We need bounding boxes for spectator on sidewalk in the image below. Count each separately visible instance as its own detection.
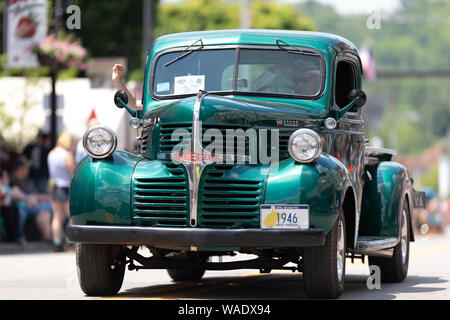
[48,132,76,252]
[9,158,52,244]
[23,131,52,194]
[1,171,21,243]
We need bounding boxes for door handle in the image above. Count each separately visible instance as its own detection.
[357,138,370,145]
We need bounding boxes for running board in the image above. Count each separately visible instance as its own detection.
[355,237,399,255]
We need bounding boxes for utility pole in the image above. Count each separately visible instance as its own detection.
[143,0,152,64]
[240,0,251,29]
[2,0,7,55]
[387,88,397,150]
[50,0,58,148]
[48,0,70,147]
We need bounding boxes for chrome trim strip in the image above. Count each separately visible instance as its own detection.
[355,237,399,253]
[339,117,365,126]
[176,92,211,227]
[321,129,366,135]
[365,248,394,258]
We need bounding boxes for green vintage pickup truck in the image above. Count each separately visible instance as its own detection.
[68,30,425,298]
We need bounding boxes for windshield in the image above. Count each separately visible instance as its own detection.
[151,47,324,98]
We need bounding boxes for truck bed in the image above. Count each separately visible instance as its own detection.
[364,146,397,165]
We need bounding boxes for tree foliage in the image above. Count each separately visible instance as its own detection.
[2,0,314,76]
[251,0,315,31]
[70,0,148,72]
[154,0,315,38]
[298,0,450,155]
[154,0,239,38]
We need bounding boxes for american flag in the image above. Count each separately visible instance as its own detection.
[360,44,377,81]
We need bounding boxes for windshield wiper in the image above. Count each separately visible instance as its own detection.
[275,38,318,56]
[164,39,204,67]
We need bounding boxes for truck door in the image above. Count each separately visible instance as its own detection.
[332,58,366,208]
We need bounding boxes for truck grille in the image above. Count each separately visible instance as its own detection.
[158,123,293,161]
[198,165,263,228]
[278,129,294,159]
[132,163,189,227]
[159,123,192,154]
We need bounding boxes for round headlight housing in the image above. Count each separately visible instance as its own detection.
[83,126,117,159]
[288,129,322,163]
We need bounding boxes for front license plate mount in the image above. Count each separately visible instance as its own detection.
[260,205,310,229]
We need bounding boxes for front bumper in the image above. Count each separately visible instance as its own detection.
[67,225,326,248]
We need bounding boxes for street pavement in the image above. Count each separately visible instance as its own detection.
[0,228,450,300]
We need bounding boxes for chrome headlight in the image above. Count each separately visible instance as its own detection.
[83,126,117,159]
[288,129,322,163]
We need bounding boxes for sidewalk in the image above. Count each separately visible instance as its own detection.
[0,241,55,255]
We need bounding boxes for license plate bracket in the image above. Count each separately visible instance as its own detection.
[260,205,310,229]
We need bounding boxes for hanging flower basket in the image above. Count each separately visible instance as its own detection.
[33,33,88,72]
[36,52,65,71]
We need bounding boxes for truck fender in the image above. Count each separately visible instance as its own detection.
[264,153,356,237]
[70,150,142,225]
[360,161,414,241]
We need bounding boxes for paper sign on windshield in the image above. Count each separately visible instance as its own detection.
[174,75,205,95]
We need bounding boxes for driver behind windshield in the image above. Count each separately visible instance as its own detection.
[252,61,296,93]
[252,59,320,96]
[293,69,320,96]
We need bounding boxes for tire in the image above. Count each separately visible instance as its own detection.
[167,268,206,282]
[303,209,346,299]
[369,199,410,283]
[76,243,126,296]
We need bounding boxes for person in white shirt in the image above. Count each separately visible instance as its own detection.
[47,132,76,252]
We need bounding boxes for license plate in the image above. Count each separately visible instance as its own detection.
[261,205,309,229]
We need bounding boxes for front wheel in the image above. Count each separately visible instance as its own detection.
[76,243,126,296]
[303,210,346,299]
[166,252,207,282]
[369,199,410,282]
[167,268,206,282]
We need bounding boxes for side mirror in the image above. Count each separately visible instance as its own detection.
[329,89,367,120]
[114,90,141,118]
[348,89,367,109]
[114,90,128,109]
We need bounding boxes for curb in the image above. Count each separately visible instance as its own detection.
[0,241,55,255]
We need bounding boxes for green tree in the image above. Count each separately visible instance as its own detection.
[420,164,439,190]
[252,0,315,30]
[154,0,316,38]
[154,0,239,38]
[298,0,450,155]
[70,0,153,73]
[0,101,15,146]
[0,75,42,152]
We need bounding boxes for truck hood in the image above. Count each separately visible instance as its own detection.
[147,95,326,129]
